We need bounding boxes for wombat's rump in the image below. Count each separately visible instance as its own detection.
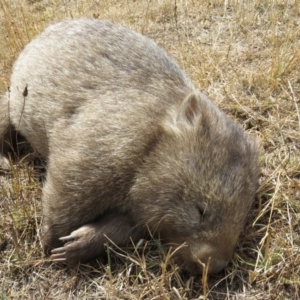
[0,18,259,274]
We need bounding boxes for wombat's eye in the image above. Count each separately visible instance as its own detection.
[197,204,206,220]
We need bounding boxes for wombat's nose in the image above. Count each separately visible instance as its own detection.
[181,254,229,274]
[190,245,232,274]
[204,257,229,274]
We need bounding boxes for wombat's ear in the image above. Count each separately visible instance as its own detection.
[161,91,204,134]
[176,91,202,126]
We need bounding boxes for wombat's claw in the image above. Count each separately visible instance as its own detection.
[0,156,10,171]
[59,235,75,242]
[51,247,67,262]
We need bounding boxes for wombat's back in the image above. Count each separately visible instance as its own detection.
[8,19,194,157]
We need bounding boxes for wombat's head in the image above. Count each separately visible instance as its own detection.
[131,91,259,274]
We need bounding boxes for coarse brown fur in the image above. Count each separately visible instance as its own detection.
[0,18,259,274]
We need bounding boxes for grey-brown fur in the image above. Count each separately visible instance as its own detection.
[0,18,259,274]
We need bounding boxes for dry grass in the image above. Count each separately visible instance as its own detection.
[0,0,300,299]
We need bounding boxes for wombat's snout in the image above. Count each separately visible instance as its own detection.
[179,244,232,274]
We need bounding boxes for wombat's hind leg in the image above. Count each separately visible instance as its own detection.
[51,213,141,263]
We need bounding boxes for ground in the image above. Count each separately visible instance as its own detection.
[0,0,299,299]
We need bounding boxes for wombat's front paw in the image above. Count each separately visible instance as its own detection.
[51,224,105,263]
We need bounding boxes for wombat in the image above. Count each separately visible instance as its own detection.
[0,18,259,274]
